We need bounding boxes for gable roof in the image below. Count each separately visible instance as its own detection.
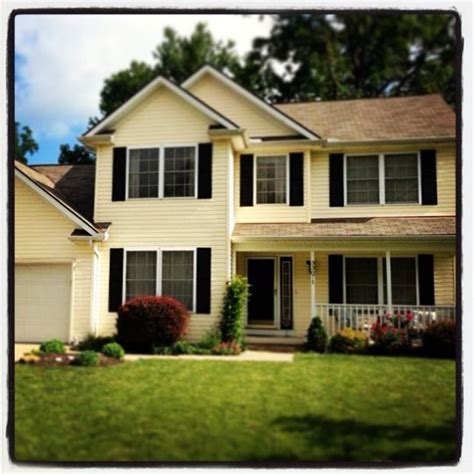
[276,94,455,142]
[83,76,239,137]
[15,161,104,238]
[181,65,321,140]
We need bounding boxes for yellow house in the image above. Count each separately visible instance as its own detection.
[14,65,456,345]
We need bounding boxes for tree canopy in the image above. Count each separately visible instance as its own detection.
[15,122,39,164]
[58,143,95,165]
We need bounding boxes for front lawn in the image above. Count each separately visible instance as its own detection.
[14,354,456,463]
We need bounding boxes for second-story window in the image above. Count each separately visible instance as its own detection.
[384,153,419,203]
[164,146,196,197]
[346,155,380,204]
[256,155,288,204]
[128,148,160,198]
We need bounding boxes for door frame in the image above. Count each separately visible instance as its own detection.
[245,256,279,329]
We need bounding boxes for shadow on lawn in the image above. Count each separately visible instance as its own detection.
[272,414,457,462]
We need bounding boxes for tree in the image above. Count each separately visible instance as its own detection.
[250,13,456,105]
[58,144,95,165]
[15,122,39,164]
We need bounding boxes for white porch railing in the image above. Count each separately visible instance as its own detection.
[315,304,456,338]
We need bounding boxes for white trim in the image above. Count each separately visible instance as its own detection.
[85,76,237,136]
[385,250,392,307]
[15,168,101,238]
[181,65,320,140]
[253,154,290,206]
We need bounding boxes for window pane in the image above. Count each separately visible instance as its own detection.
[383,258,417,305]
[164,147,196,197]
[346,155,379,204]
[345,258,378,304]
[256,155,287,204]
[125,251,157,301]
[385,154,419,203]
[161,251,194,310]
[128,148,160,199]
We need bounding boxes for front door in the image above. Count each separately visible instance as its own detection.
[247,258,275,326]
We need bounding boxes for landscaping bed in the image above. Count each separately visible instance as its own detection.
[18,352,121,368]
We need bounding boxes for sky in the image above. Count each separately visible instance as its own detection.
[14,14,274,164]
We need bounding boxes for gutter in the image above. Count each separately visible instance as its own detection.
[231,235,455,243]
[322,136,455,147]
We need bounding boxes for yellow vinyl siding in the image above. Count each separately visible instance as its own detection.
[434,255,455,305]
[234,150,311,223]
[311,143,455,218]
[187,72,295,137]
[94,88,232,339]
[14,178,93,340]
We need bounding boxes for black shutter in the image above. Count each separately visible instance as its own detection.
[289,152,304,206]
[198,143,213,199]
[240,154,254,206]
[420,149,438,205]
[108,248,124,312]
[329,153,344,207]
[196,248,211,314]
[328,255,344,303]
[112,147,127,201]
[280,257,293,329]
[418,254,435,305]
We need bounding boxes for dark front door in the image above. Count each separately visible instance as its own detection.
[247,258,275,326]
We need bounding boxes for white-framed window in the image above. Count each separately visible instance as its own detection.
[255,155,288,204]
[343,256,419,305]
[344,152,421,205]
[123,248,196,311]
[127,144,197,199]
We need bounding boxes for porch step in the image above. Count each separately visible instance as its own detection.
[245,335,304,352]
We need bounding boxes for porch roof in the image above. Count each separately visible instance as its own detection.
[232,217,456,241]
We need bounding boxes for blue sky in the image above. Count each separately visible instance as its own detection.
[14,14,273,165]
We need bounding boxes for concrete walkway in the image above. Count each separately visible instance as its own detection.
[15,344,294,363]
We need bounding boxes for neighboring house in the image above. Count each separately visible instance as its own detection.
[14,65,457,345]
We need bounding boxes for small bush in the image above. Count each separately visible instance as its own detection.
[117,295,190,353]
[198,328,221,350]
[329,328,368,354]
[171,341,211,355]
[76,350,99,367]
[370,322,411,355]
[306,317,328,353]
[212,341,241,356]
[152,345,174,355]
[77,333,116,352]
[422,320,456,358]
[219,275,249,345]
[102,342,125,360]
[39,339,65,355]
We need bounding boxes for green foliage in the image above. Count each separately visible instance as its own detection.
[198,328,221,350]
[219,275,249,344]
[77,333,116,352]
[422,320,456,358]
[15,122,39,164]
[76,350,99,367]
[39,339,65,355]
[58,144,95,164]
[329,328,368,354]
[102,342,125,360]
[306,317,328,353]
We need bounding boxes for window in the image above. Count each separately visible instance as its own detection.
[256,155,287,204]
[385,153,419,203]
[383,258,417,305]
[164,146,196,197]
[125,251,157,301]
[345,258,379,304]
[124,249,195,310]
[346,155,380,204]
[161,251,195,310]
[128,148,160,198]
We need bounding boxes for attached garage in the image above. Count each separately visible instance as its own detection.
[15,264,72,343]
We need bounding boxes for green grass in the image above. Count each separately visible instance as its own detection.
[15,354,456,463]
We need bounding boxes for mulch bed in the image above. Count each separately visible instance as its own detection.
[18,353,121,367]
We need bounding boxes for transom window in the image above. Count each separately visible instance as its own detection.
[344,152,420,205]
[124,249,195,310]
[256,155,288,204]
[127,145,196,199]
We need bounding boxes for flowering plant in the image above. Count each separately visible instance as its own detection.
[370,310,415,354]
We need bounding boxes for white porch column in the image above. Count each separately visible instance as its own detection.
[310,250,316,318]
[385,250,392,308]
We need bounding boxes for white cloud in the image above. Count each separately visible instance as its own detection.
[15,13,274,139]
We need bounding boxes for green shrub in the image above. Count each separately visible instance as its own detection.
[219,275,249,345]
[329,328,368,354]
[198,328,221,350]
[212,341,241,356]
[77,333,116,352]
[76,350,99,367]
[39,339,65,355]
[422,320,456,358]
[152,345,173,355]
[102,342,125,360]
[172,341,211,355]
[306,317,327,353]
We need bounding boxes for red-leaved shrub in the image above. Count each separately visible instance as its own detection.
[422,320,456,358]
[116,295,189,353]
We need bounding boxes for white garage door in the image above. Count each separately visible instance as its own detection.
[15,264,72,343]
